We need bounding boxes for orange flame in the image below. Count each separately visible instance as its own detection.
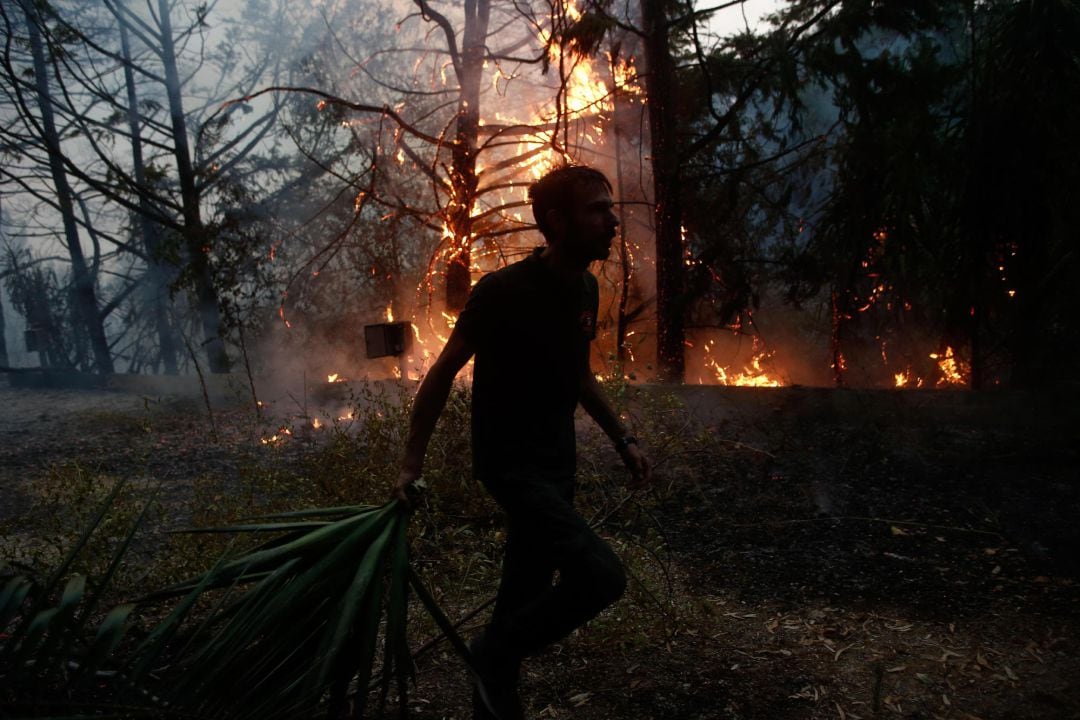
[930,346,968,387]
[700,337,784,387]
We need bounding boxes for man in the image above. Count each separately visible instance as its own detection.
[391,165,651,720]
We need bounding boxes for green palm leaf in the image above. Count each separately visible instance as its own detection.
[139,501,420,720]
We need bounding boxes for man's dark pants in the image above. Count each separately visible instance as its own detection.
[479,468,627,667]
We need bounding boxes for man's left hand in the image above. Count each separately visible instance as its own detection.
[618,443,652,489]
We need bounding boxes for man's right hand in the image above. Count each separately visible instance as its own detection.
[391,468,422,511]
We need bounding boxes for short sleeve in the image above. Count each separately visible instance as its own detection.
[455,272,502,348]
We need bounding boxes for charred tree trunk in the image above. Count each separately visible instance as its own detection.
[444,0,490,313]
[611,53,632,365]
[157,0,229,373]
[23,2,113,374]
[0,199,7,369]
[120,18,179,375]
[0,283,7,369]
[642,0,685,382]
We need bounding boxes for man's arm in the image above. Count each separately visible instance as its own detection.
[580,368,652,488]
[391,326,475,508]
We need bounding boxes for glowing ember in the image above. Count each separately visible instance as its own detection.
[327,373,346,383]
[312,417,323,429]
[260,427,291,446]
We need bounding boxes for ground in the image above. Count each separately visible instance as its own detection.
[0,377,1077,720]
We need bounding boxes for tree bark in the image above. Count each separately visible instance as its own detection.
[157,0,229,373]
[0,198,7,369]
[23,1,113,374]
[444,0,490,312]
[642,0,685,382]
[0,284,8,370]
[120,15,179,374]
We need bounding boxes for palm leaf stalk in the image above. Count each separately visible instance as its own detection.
[139,501,429,720]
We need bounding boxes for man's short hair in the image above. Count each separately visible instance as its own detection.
[528,165,613,239]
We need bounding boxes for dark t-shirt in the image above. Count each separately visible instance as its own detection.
[455,247,600,479]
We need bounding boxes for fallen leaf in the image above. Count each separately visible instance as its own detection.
[886,665,907,673]
[569,692,592,706]
[890,526,909,536]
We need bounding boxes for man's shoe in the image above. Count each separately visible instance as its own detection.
[468,635,524,720]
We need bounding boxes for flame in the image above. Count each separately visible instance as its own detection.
[893,370,924,388]
[930,346,968,387]
[700,337,784,387]
[386,303,394,323]
[327,373,346,383]
[312,417,323,429]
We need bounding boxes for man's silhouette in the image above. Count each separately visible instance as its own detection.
[391,165,651,720]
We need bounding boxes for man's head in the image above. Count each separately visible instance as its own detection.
[529,165,619,263]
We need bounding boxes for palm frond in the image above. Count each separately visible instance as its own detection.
[137,501,419,720]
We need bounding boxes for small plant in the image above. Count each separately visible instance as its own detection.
[0,480,156,717]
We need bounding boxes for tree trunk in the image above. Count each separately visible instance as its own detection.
[0,283,8,369]
[23,1,113,374]
[157,0,229,373]
[119,17,179,374]
[0,199,7,369]
[445,0,490,312]
[642,0,685,382]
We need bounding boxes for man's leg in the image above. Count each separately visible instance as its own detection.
[490,518,559,653]
[471,523,557,719]
[482,472,627,662]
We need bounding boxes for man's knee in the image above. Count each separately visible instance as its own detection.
[574,543,626,609]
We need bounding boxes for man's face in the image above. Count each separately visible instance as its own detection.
[560,183,620,263]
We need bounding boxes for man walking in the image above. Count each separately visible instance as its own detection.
[391,165,651,720]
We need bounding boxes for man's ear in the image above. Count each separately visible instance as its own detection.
[545,208,567,240]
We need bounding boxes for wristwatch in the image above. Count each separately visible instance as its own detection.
[616,435,638,450]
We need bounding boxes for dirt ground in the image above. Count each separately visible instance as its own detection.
[1,377,1077,720]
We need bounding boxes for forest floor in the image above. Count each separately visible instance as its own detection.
[1,377,1077,720]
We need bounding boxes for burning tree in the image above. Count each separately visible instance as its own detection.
[256,0,659,368]
[697,0,1080,389]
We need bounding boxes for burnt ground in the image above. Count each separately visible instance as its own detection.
[1,379,1078,720]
